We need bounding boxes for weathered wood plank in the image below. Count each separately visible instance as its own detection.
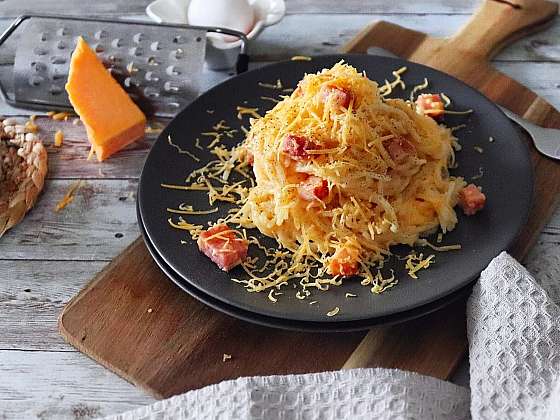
[285,0,480,14]
[251,14,560,63]
[0,261,107,351]
[0,350,153,420]
[0,1,153,17]
[0,0,483,18]
[0,180,139,261]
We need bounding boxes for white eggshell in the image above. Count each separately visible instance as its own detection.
[188,0,255,36]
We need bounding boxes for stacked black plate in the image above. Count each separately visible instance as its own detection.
[137,55,533,332]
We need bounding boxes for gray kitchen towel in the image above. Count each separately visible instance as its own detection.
[105,252,560,420]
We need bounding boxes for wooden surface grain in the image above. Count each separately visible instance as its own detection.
[1,0,560,419]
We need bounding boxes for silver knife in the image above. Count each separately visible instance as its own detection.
[368,47,560,161]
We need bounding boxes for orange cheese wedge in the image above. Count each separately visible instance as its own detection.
[65,37,146,161]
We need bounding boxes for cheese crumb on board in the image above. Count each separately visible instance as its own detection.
[54,130,64,147]
[55,180,84,212]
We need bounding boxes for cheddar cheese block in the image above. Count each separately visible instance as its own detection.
[65,37,146,161]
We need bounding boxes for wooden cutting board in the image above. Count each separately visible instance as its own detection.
[59,0,560,399]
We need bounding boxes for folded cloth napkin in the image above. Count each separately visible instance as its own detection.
[105,252,560,420]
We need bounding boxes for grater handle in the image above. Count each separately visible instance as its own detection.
[236,53,250,74]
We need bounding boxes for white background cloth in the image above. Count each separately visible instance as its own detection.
[105,252,560,420]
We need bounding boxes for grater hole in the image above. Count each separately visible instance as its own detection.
[124,77,140,88]
[31,62,47,72]
[150,41,161,51]
[39,32,48,42]
[57,27,69,36]
[167,102,181,109]
[145,71,159,82]
[94,44,105,53]
[33,47,48,56]
[166,65,180,76]
[148,56,161,66]
[52,71,64,81]
[133,33,145,44]
[112,38,123,48]
[50,56,66,65]
[95,30,107,40]
[172,35,185,44]
[129,47,143,57]
[164,81,181,92]
[172,48,184,60]
[57,40,66,50]
[196,36,202,42]
[144,87,160,99]
[28,75,44,87]
[49,85,64,95]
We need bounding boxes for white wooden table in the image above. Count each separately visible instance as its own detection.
[1,1,559,419]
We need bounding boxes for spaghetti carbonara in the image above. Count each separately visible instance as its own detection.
[235,62,466,278]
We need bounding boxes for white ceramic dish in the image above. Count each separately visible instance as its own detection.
[146,0,285,69]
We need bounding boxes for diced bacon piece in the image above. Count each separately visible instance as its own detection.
[328,247,360,277]
[246,150,254,165]
[320,84,353,108]
[458,184,486,216]
[298,176,329,201]
[384,137,416,163]
[415,94,445,119]
[282,134,318,160]
[197,224,248,271]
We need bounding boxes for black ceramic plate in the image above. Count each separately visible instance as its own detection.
[137,195,474,332]
[138,54,532,324]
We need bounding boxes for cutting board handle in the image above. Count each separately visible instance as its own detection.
[450,0,558,59]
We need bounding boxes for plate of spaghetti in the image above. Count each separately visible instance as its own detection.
[138,55,532,327]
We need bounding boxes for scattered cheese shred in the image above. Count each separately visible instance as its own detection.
[379,67,407,97]
[471,167,484,180]
[260,96,281,103]
[444,109,473,115]
[440,92,451,107]
[166,205,218,215]
[291,55,312,61]
[268,289,278,302]
[236,106,261,120]
[405,253,435,279]
[474,146,484,154]
[54,130,64,147]
[416,239,462,252]
[25,121,38,133]
[167,135,200,162]
[326,307,340,317]
[222,354,232,362]
[55,180,84,212]
[51,112,70,121]
[409,78,429,102]
[258,79,283,89]
[345,293,357,298]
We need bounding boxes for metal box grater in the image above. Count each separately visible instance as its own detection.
[0,15,248,118]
